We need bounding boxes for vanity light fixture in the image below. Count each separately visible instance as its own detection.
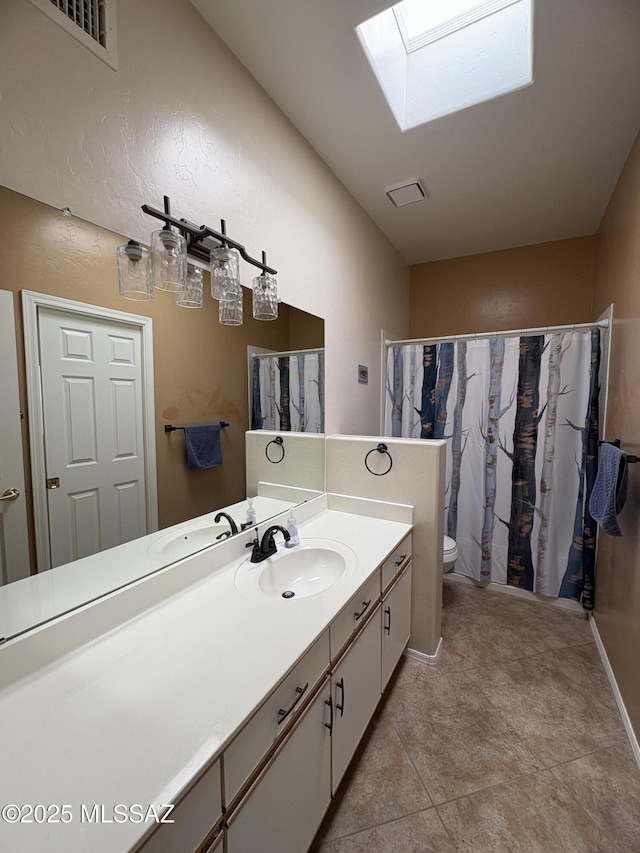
[117,240,154,301]
[252,253,279,321]
[176,264,204,308]
[117,195,278,326]
[210,222,241,301]
[151,226,187,292]
[219,290,243,326]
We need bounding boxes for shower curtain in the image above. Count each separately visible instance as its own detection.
[251,350,324,433]
[384,330,600,608]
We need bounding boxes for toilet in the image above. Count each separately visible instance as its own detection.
[442,535,458,573]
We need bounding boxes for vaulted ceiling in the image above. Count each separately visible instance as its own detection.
[191,0,640,264]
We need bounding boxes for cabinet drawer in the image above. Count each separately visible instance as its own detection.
[381,534,412,592]
[224,629,330,806]
[140,758,222,853]
[330,569,380,660]
[226,682,331,853]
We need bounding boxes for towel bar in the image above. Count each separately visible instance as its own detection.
[598,439,638,463]
[165,422,229,432]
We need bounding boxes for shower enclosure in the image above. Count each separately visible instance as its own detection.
[384,323,606,608]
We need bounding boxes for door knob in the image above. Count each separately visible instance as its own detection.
[0,488,20,502]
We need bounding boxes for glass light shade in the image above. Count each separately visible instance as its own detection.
[117,241,153,301]
[176,264,204,308]
[219,292,243,326]
[151,228,187,292]
[210,245,241,300]
[252,273,278,321]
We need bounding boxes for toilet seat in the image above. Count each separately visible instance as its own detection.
[443,535,458,559]
[442,535,458,575]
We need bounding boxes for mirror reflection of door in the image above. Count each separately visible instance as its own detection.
[24,293,157,571]
[39,308,148,567]
[0,291,30,585]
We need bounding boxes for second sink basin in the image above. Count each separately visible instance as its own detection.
[148,522,235,562]
[234,538,358,601]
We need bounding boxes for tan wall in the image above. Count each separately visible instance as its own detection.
[0,187,320,567]
[409,237,597,337]
[0,0,409,438]
[592,130,640,735]
[289,310,324,351]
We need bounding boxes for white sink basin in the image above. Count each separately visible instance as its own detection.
[234,538,358,601]
[148,522,236,561]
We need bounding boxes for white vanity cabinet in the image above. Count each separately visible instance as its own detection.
[225,681,332,853]
[381,561,413,690]
[224,630,330,808]
[380,534,412,590]
[146,532,412,853]
[139,758,222,853]
[330,604,382,792]
[330,568,381,659]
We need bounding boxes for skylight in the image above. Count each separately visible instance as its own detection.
[356,0,533,131]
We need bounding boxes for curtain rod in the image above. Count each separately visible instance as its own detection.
[385,319,609,349]
[252,347,324,359]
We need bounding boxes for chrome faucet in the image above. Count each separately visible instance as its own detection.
[214,511,239,539]
[247,525,291,563]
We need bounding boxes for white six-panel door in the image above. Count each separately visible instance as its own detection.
[0,290,31,584]
[37,306,149,568]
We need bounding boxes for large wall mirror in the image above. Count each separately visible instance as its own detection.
[0,186,324,640]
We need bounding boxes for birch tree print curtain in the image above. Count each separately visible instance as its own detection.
[385,331,600,607]
[251,351,324,433]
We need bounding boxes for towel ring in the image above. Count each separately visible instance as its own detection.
[266,435,285,464]
[365,443,393,476]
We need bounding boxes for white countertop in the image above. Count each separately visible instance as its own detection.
[0,495,294,642]
[0,503,412,852]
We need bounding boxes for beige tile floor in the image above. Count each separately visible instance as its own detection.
[312,579,640,852]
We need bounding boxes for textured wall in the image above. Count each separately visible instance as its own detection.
[0,0,408,436]
[409,236,597,337]
[592,129,640,735]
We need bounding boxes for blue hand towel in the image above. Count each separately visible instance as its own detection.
[588,443,628,536]
[184,424,222,470]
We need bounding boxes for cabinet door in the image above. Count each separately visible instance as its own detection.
[139,758,222,853]
[226,682,331,853]
[224,630,330,807]
[331,606,382,793]
[381,563,412,691]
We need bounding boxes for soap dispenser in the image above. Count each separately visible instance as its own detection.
[245,497,257,528]
[285,509,300,548]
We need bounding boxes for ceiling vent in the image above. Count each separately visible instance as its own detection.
[385,181,426,207]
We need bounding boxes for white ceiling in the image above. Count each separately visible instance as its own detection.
[191,0,640,264]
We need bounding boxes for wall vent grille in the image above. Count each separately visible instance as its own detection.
[48,0,106,48]
[27,0,117,70]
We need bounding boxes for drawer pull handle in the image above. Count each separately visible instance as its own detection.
[336,678,345,717]
[325,695,333,735]
[384,606,391,634]
[277,682,309,725]
[395,554,407,567]
[354,599,371,621]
